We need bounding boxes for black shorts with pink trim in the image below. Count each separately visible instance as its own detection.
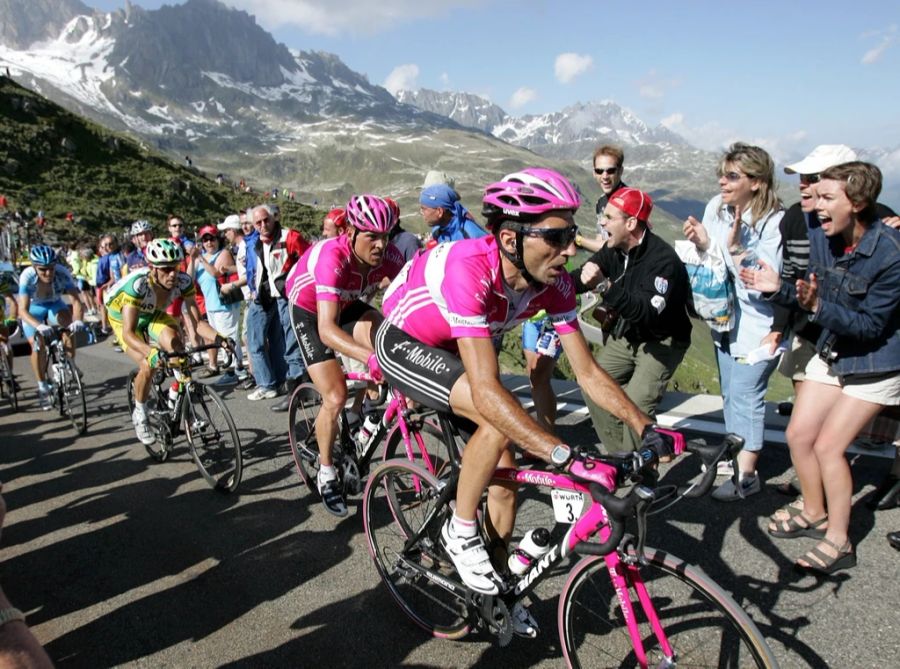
[291,300,374,367]
[374,321,465,414]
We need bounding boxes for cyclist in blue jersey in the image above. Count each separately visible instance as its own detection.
[18,245,85,409]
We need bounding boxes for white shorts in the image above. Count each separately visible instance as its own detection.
[804,355,900,406]
[779,336,816,382]
[206,306,240,342]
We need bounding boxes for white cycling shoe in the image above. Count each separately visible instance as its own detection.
[441,520,503,596]
[132,408,156,446]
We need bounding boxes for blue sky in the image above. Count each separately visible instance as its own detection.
[89,1,900,162]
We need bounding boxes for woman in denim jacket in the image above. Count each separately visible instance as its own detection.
[743,161,900,573]
[683,143,784,501]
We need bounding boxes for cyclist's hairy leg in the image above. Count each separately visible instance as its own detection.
[306,357,347,468]
[28,334,48,384]
[125,346,152,403]
[448,373,516,536]
[484,447,518,547]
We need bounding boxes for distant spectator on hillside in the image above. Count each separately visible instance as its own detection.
[420,184,486,243]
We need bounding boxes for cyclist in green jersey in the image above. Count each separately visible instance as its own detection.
[105,239,229,445]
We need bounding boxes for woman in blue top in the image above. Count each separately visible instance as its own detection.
[744,161,900,573]
[683,143,784,501]
[191,225,244,383]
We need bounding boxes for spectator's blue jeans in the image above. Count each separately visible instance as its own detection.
[277,297,305,381]
[246,300,286,391]
[715,346,779,452]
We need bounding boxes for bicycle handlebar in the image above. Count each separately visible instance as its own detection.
[574,433,745,557]
[160,340,234,371]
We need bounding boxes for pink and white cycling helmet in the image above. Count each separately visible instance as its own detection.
[346,194,396,234]
[482,167,581,222]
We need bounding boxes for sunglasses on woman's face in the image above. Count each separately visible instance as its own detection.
[522,225,579,248]
[201,236,216,242]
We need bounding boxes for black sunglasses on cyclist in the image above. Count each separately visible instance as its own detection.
[522,225,579,248]
[594,167,619,176]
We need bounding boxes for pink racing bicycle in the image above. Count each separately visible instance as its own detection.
[362,417,779,668]
[287,369,453,505]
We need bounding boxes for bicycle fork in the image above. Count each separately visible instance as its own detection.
[606,555,676,669]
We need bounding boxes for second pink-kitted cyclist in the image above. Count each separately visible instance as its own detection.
[284,194,406,516]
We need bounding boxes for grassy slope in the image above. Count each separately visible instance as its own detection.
[0,76,322,242]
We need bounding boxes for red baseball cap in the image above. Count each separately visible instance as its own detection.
[325,208,347,228]
[609,187,653,224]
[198,225,218,238]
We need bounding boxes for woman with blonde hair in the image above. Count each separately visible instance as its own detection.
[683,142,784,501]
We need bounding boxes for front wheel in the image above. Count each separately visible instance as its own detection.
[60,358,87,434]
[0,349,17,412]
[559,547,778,668]
[183,382,242,493]
[382,414,454,481]
[362,459,469,640]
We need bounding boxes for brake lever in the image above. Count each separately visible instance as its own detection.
[632,485,655,563]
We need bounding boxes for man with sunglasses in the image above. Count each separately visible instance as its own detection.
[576,145,627,253]
[17,245,84,410]
[572,188,692,454]
[105,239,227,446]
[376,169,677,621]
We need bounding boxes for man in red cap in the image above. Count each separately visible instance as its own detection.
[572,187,693,454]
[321,208,348,239]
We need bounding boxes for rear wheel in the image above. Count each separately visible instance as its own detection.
[60,358,87,434]
[559,547,777,668]
[362,459,469,639]
[183,382,242,493]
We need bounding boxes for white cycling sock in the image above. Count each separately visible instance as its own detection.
[319,465,337,483]
[450,513,477,539]
[134,401,147,416]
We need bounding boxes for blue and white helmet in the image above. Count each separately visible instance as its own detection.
[29,245,56,267]
[130,219,153,236]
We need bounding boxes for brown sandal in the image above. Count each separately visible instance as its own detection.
[768,512,827,539]
[768,498,805,524]
[795,538,856,575]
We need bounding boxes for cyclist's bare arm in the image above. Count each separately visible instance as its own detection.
[456,336,556,461]
[16,294,41,332]
[64,287,84,322]
[559,329,651,435]
[317,299,372,365]
[3,294,17,320]
[183,296,220,343]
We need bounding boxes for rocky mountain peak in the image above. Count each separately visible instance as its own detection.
[0,0,93,49]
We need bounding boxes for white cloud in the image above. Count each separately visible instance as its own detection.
[660,112,684,128]
[860,24,897,64]
[509,87,537,109]
[636,70,680,100]
[439,72,451,89]
[554,53,593,84]
[383,64,419,95]
[224,0,479,36]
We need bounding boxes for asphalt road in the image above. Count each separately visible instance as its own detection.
[1,339,898,668]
